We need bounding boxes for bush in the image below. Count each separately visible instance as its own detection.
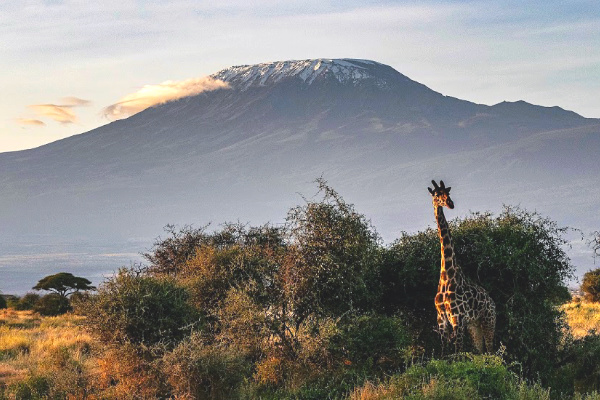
[557,333,600,395]
[162,332,250,399]
[349,354,551,400]
[329,314,411,373]
[8,375,50,400]
[67,182,580,397]
[80,268,198,349]
[381,207,574,382]
[582,268,600,303]
[34,294,71,316]
[14,293,41,311]
[284,178,381,322]
[0,295,6,309]
[145,224,210,276]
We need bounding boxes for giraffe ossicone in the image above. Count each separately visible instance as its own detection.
[429,179,496,354]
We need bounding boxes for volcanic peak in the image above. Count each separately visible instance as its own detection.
[210,58,396,91]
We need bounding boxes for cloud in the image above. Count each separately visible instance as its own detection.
[61,96,92,106]
[28,104,79,124]
[103,77,230,121]
[27,97,91,124]
[16,118,46,127]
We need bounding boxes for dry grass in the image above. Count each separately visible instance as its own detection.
[0,309,95,396]
[0,302,598,398]
[562,301,600,339]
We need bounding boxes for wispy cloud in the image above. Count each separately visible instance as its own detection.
[16,118,46,127]
[26,97,91,124]
[103,77,229,121]
[28,104,78,124]
[61,96,92,106]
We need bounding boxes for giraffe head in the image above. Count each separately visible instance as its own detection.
[428,180,454,209]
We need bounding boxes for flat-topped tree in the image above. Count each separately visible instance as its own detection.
[33,272,95,300]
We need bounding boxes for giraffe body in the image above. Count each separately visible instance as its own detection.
[429,180,496,354]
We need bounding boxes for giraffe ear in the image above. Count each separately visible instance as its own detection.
[428,187,434,194]
[446,187,451,193]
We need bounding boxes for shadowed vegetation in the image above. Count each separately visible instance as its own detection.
[1,181,599,399]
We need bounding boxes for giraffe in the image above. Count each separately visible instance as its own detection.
[428,180,496,354]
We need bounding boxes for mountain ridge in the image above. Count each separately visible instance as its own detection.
[0,58,598,288]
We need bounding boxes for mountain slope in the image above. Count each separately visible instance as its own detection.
[0,59,598,277]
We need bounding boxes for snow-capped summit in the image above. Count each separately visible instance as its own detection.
[211,58,403,90]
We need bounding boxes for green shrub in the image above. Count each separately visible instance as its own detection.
[15,293,41,310]
[381,207,574,382]
[582,268,600,303]
[80,268,198,349]
[284,179,381,322]
[557,333,600,395]
[162,332,250,399]
[34,293,71,316]
[349,354,551,400]
[0,295,6,309]
[9,375,50,400]
[329,314,411,373]
[574,392,600,400]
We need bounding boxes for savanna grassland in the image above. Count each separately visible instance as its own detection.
[1,303,599,399]
[2,181,600,399]
[0,310,94,398]
[562,302,600,339]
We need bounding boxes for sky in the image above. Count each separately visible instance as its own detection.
[1,0,599,153]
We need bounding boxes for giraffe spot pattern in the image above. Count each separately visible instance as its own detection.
[432,192,496,353]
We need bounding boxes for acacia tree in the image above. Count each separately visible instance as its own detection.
[582,268,600,302]
[33,272,95,299]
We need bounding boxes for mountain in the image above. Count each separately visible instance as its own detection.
[1,58,599,290]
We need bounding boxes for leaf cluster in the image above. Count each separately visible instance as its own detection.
[582,268,600,303]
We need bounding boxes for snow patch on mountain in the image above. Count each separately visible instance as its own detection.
[211,58,387,90]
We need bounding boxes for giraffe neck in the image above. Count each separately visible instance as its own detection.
[434,205,460,280]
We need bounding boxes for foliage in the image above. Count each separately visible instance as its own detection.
[162,331,250,399]
[34,293,71,316]
[8,375,50,400]
[10,181,584,398]
[180,223,285,318]
[349,354,551,400]
[32,272,95,299]
[144,224,210,275]
[557,333,600,395]
[78,268,198,349]
[381,207,574,382]
[13,293,41,311]
[328,314,411,373]
[0,296,6,310]
[582,268,600,303]
[283,177,381,322]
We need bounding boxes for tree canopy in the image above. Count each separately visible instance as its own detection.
[582,268,600,302]
[33,272,96,298]
[77,181,578,397]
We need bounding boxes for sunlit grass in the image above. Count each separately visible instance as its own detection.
[562,301,600,339]
[1,302,599,397]
[0,309,94,392]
